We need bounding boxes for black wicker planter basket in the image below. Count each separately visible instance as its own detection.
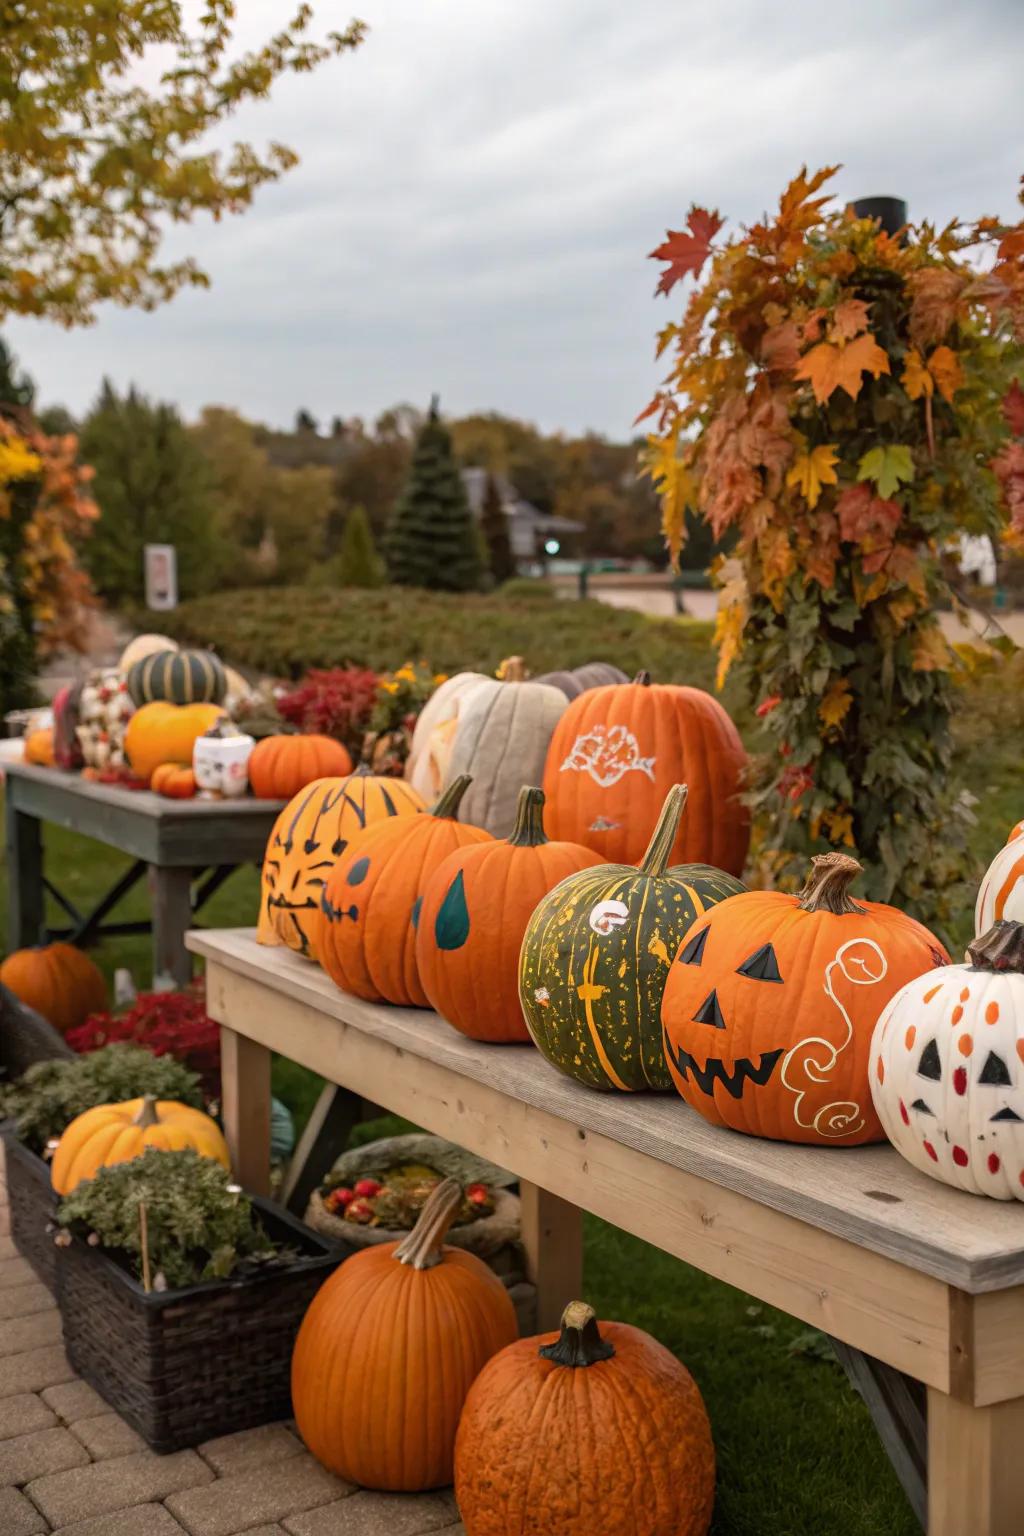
[56,1198,344,1453]
[1,1126,59,1293]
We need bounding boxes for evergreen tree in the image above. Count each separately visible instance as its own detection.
[386,398,482,591]
[0,341,39,717]
[336,504,383,587]
[480,471,515,584]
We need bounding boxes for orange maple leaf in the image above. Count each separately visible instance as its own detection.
[928,345,963,404]
[907,268,968,346]
[901,348,933,400]
[761,321,802,373]
[650,208,724,296]
[836,484,902,544]
[795,331,891,404]
[829,299,871,342]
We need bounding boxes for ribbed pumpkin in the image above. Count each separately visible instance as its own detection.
[405,670,490,802]
[248,734,353,800]
[416,786,602,1042]
[126,647,226,707]
[455,1300,715,1536]
[519,785,744,1090]
[662,852,949,1146]
[151,762,197,798]
[258,768,426,959]
[124,701,224,783]
[118,632,178,672]
[292,1178,517,1491]
[51,1095,229,1195]
[542,670,749,876]
[0,943,107,1035]
[976,819,1024,935]
[23,726,55,766]
[319,776,493,1006]
[534,661,629,699]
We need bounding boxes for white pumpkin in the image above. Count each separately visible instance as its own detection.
[976,821,1024,936]
[444,672,567,837]
[405,671,490,802]
[870,921,1024,1201]
[118,633,179,672]
[75,669,136,771]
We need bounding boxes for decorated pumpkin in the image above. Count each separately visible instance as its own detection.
[417,786,603,1043]
[405,670,490,802]
[0,942,107,1035]
[976,820,1024,936]
[124,701,224,783]
[541,670,749,876]
[871,920,1024,1200]
[126,647,226,707]
[151,762,197,799]
[51,1095,229,1195]
[292,1177,517,1491]
[455,1300,715,1536]
[23,726,55,766]
[534,661,629,699]
[319,776,493,1006]
[248,733,353,800]
[661,852,949,1146]
[75,669,135,773]
[519,784,744,1090]
[118,632,178,672]
[258,768,426,958]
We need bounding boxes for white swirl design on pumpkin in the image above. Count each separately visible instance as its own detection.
[560,725,655,787]
[781,936,886,1139]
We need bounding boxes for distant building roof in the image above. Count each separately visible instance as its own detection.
[461,467,583,559]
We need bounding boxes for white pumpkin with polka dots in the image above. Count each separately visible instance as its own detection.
[870,921,1024,1201]
[976,820,1024,937]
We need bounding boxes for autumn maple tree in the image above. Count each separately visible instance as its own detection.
[644,167,1024,927]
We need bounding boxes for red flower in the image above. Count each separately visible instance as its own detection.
[756,694,783,718]
[66,986,221,1098]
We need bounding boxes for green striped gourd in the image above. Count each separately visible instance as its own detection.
[126,648,227,707]
[518,784,745,1091]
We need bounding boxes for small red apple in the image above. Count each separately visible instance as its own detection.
[345,1197,374,1224]
[466,1183,489,1206]
[353,1178,382,1199]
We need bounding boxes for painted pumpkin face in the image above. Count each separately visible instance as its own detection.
[661,853,949,1145]
[519,785,745,1091]
[258,769,425,959]
[975,820,1024,936]
[871,921,1024,1200]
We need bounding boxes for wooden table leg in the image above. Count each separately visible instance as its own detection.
[150,866,193,989]
[220,1025,272,1196]
[928,1388,1024,1535]
[519,1182,583,1333]
[281,1084,365,1214]
[5,797,44,950]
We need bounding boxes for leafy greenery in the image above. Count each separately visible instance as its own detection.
[386,400,483,591]
[334,503,383,588]
[480,471,515,584]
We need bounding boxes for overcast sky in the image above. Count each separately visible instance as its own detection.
[7,0,1021,439]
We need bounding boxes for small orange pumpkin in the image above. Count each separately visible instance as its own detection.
[0,942,107,1035]
[150,762,197,799]
[292,1178,517,1491]
[23,726,55,767]
[248,734,353,800]
[51,1094,229,1195]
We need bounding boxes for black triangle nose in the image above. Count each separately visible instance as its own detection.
[693,989,726,1029]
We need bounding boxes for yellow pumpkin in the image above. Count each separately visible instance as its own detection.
[124,701,224,784]
[51,1095,229,1195]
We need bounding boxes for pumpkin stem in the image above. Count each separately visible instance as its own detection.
[392,1178,463,1270]
[638,784,688,877]
[539,1301,615,1368]
[499,655,527,683]
[507,786,548,848]
[133,1094,161,1130]
[429,774,473,820]
[797,852,865,915]
[968,921,1024,973]
[632,670,652,686]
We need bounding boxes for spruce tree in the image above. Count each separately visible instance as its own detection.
[480,470,515,584]
[336,504,383,587]
[386,398,482,591]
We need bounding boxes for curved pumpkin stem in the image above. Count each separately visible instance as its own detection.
[133,1095,161,1130]
[539,1301,615,1368]
[632,670,652,686]
[638,784,688,877]
[797,852,865,915]
[507,786,548,848]
[968,920,1024,973]
[393,1178,463,1270]
[429,775,473,820]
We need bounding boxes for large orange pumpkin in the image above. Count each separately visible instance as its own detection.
[248,733,353,800]
[0,943,107,1035]
[124,701,224,783]
[319,776,493,1005]
[292,1178,517,1491]
[258,768,425,959]
[661,852,949,1145]
[51,1095,229,1195]
[542,671,749,876]
[416,785,602,1042]
[455,1300,715,1536]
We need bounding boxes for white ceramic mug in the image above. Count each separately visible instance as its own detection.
[193,733,255,798]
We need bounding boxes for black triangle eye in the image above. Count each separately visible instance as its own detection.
[677,927,709,965]
[693,989,726,1029]
[980,1051,1012,1086]
[991,1106,1022,1122]
[737,944,783,983]
[917,1040,942,1080]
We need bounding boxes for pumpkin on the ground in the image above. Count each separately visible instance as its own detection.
[292,1177,517,1491]
[417,785,602,1042]
[126,648,226,707]
[0,943,107,1035]
[455,1300,714,1536]
[319,776,493,1005]
[662,852,949,1145]
[124,701,224,783]
[248,734,353,800]
[151,763,197,799]
[519,784,744,1090]
[23,726,55,766]
[976,820,1024,935]
[533,661,630,699]
[51,1095,229,1195]
[541,670,749,875]
[258,768,425,959]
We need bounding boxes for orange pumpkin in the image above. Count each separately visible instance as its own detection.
[416,785,602,1042]
[23,726,55,767]
[0,942,107,1035]
[248,734,353,800]
[51,1095,229,1195]
[455,1300,715,1536]
[292,1177,517,1491]
[542,670,750,876]
[258,768,425,959]
[124,701,224,783]
[150,762,196,799]
[319,776,492,1005]
[661,852,949,1145]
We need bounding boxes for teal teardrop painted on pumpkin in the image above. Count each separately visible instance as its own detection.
[126,648,227,707]
[518,784,745,1091]
[434,869,471,950]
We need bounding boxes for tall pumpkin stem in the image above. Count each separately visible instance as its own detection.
[968,921,1024,972]
[639,784,688,877]
[507,786,548,848]
[429,774,473,820]
[499,656,527,683]
[539,1301,615,1368]
[797,852,865,915]
[393,1178,463,1270]
[632,670,652,686]
[133,1094,161,1129]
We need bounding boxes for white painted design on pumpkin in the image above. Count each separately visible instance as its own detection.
[589,816,622,832]
[533,986,551,1007]
[589,899,629,935]
[781,936,886,1139]
[560,725,655,787]
[976,835,1024,936]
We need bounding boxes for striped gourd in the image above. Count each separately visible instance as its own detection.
[518,784,745,1091]
[126,649,226,707]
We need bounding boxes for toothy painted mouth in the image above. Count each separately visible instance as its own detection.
[663,1029,783,1101]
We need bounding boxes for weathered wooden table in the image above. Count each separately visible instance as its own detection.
[191,928,1024,1536]
[5,764,283,987]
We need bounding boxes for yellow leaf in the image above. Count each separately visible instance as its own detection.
[712,557,748,688]
[785,443,839,509]
[819,678,852,730]
[901,348,933,401]
[928,345,963,404]
[912,625,952,673]
[646,434,698,563]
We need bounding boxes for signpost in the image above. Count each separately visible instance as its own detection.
[144,544,177,611]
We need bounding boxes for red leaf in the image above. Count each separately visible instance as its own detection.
[650,207,724,296]
[1003,380,1024,436]
[836,483,902,544]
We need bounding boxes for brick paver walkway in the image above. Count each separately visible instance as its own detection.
[0,1165,466,1536]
